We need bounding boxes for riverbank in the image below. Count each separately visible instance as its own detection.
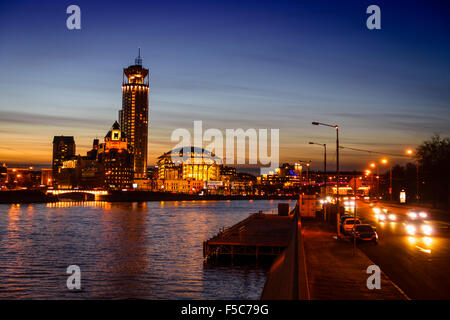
[0,190,58,204]
[102,191,296,202]
[0,190,296,204]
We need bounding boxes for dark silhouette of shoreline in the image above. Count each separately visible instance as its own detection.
[0,190,296,204]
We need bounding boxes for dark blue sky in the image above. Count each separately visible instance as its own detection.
[0,0,449,170]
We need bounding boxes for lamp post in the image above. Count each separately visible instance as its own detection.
[406,149,419,202]
[312,122,339,204]
[298,160,311,188]
[380,158,391,201]
[309,142,327,185]
[370,162,378,198]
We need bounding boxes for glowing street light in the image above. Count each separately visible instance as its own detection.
[379,158,392,200]
[406,148,419,202]
[309,141,327,185]
[312,121,340,204]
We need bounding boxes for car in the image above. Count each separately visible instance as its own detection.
[339,214,354,231]
[407,210,428,220]
[343,199,356,206]
[402,219,433,236]
[372,207,386,220]
[351,224,378,244]
[381,208,398,221]
[373,207,397,222]
[342,218,361,234]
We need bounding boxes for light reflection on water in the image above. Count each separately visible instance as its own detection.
[0,200,293,299]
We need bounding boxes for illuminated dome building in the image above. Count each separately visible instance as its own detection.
[157,147,221,181]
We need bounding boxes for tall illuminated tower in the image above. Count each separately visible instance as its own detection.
[119,48,149,179]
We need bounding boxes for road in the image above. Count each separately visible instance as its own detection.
[347,201,450,299]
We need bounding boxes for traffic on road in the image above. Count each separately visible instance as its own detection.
[335,199,450,299]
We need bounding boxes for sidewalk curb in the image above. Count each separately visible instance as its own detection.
[356,244,411,300]
[332,233,411,300]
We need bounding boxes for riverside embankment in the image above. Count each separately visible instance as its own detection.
[0,190,296,204]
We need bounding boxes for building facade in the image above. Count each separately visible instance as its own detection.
[119,50,149,179]
[98,121,134,190]
[156,147,222,193]
[52,136,75,187]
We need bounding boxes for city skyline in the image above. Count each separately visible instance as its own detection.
[1,0,449,171]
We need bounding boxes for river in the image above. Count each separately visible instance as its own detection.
[0,200,293,299]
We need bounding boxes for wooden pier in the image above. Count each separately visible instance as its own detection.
[203,210,295,260]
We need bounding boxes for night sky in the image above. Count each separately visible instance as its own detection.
[0,0,449,171]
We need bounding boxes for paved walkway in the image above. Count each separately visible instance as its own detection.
[302,220,406,300]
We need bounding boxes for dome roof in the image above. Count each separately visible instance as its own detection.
[158,146,221,163]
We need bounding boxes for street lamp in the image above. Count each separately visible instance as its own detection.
[369,162,380,198]
[309,142,327,185]
[379,158,392,201]
[369,159,389,199]
[298,159,311,187]
[406,148,419,202]
[312,121,339,204]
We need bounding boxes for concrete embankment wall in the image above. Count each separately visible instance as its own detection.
[261,209,310,300]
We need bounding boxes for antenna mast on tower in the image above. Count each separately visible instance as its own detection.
[135,47,142,66]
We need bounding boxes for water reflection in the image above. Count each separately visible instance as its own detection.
[0,200,292,299]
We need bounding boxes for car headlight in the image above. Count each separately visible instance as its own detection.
[379,214,386,220]
[419,212,427,218]
[373,208,381,214]
[406,224,416,235]
[422,225,432,235]
[388,214,396,221]
[408,212,418,219]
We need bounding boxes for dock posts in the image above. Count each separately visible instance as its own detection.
[203,211,292,262]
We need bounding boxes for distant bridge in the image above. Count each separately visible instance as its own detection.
[46,189,108,200]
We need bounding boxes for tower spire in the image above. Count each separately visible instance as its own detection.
[135,46,142,66]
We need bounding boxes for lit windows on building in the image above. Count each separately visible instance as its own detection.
[156,147,222,193]
[98,121,134,190]
[119,49,149,179]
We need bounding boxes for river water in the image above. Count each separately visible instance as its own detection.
[0,200,293,299]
